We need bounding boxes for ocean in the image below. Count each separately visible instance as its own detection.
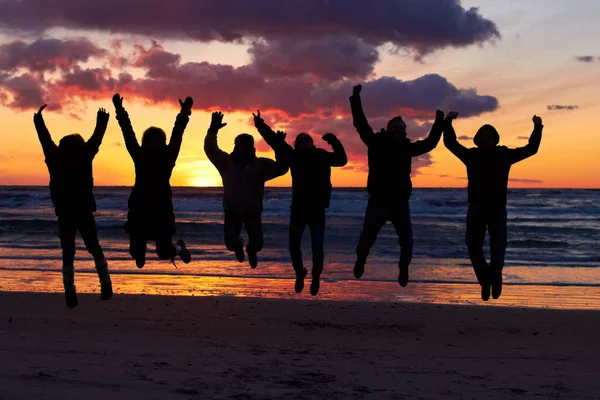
[1,186,599,308]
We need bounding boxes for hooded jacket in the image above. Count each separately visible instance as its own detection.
[204,130,289,213]
[254,120,348,211]
[34,113,107,216]
[349,94,444,199]
[116,108,189,238]
[443,120,543,205]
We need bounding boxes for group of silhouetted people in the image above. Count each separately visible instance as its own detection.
[34,85,542,308]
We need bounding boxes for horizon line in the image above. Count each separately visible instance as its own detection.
[0,185,598,190]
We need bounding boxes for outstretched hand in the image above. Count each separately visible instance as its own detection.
[532,115,542,126]
[322,132,338,144]
[97,108,110,124]
[179,97,193,116]
[252,109,263,125]
[112,93,124,110]
[435,110,445,120]
[446,111,459,120]
[33,104,47,120]
[275,130,287,141]
[210,111,227,131]
[353,84,362,96]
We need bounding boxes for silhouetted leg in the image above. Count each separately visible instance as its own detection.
[156,237,177,260]
[78,213,111,298]
[289,210,307,274]
[129,234,148,269]
[58,215,78,308]
[309,209,326,278]
[355,196,388,278]
[224,211,244,262]
[466,205,489,286]
[391,201,413,287]
[244,213,263,268]
[488,206,507,299]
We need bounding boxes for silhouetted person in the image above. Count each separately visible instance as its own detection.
[33,104,112,309]
[350,84,444,286]
[113,94,192,268]
[205,111,288,268]
[443,112,543,301]
[253,110,347,295]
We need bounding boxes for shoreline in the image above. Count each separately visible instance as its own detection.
[1,292,599,399]
[3,270,600,310]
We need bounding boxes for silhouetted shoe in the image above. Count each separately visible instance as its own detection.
[310,276,320,296]
[248,251,258,269]
[101,281,113,301]
[65,288,78,309]
[295,268,308,293]
[492,273,503,299]
[176,239,191,264]
[135,257,145,269]
[481,284,491,301]
[354,254,367,279]
[398,265,409,287]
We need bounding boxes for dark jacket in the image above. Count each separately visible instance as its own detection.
[350,94,443,199]
[204,130,289,214]
[34,114,107,216]
[443,120,543,205]
[116,108,189,239]
[255,120,348,211]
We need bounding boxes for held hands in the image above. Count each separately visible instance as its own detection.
[322,132,338,144]
[112,93,124,111]
[352,84,362,96]
[97,108,110,124]
[33,104,47,121]
[210,111,227,132]
[446,111,459,120]
[435,110,445,120]
[532,115,543,126]
[179,97,193,116]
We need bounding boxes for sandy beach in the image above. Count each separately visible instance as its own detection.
[1,291,599,399]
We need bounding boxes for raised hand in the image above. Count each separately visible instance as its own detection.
[112,93,124,110]
[33,104,47,120]
[179,97,193,116]
[532,115,542,126]
[210,111,227,131]
[97,108,110,124]
[352,84,362,96]
[275,130,287,141]
[446,111,459,120]
[322,132,338,144]
[435,110,445,120]
[252,109,263,124]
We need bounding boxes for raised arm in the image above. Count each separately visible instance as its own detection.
[112,94,140,160]
[409,110,445,157]
[204,111,230,172]
[349,84,375,146]
[442,112,469,164]
[86,108,110,157]
[167,97,193,166]
[507,115,543,164]
[260,156,290,182]
[33,104,58,160]
[253,110,293,159]
[322,133,348,167]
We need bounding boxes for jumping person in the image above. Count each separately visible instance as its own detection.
[204,111,288,269]
[113,94,192,269]
[33,104,112,308]
[350,84,445,286]
[253,110,347,295]
[443,111,543,301]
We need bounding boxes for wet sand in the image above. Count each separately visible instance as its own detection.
[1,291,599,399]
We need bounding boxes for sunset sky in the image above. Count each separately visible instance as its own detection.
[0,0,599,188]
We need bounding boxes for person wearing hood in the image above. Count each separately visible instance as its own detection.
[205,111,289,269]
[443,112,543,301]
[349,84,445,287]
[33,104,112,309]
[113,93,192,269]
[253,110,348,295]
